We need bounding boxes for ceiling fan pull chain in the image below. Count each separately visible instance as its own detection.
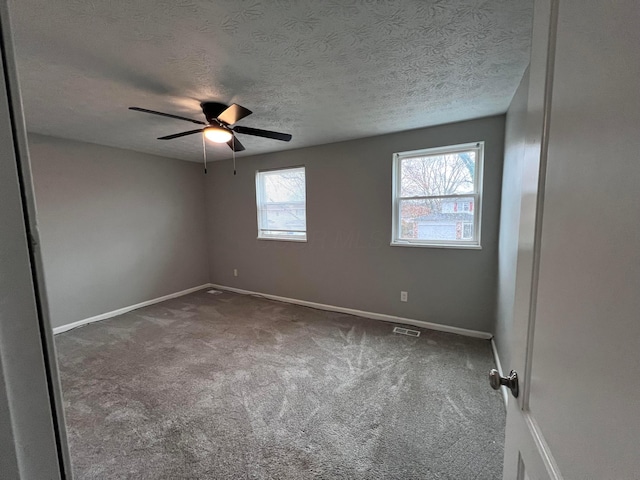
[201,133,207,174]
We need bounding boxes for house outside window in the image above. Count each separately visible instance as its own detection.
[392,142,484,248]
[256,166,307,241]
[462,222,474,239]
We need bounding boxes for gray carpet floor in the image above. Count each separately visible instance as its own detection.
[55,289,505,479]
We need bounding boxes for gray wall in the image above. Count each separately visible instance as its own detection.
[494,70,530,369]
[206,116,505,333]
[28,134,209,328]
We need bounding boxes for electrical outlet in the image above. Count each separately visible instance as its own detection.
[400,291,408,302]
[233,269,238,277]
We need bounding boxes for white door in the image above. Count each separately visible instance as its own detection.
[501,0,640,479]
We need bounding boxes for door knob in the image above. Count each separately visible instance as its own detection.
[489,369,519,398]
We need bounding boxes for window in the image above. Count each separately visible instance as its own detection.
[256,166,307,241]
[392,142,483,248]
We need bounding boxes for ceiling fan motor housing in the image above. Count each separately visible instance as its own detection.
[201,102,229,124]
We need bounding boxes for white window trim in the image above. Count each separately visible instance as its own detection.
[255,166,307,242]
[391,142,484,249]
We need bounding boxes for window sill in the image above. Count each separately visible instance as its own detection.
[390,241,482,250]
[257,236,307,243]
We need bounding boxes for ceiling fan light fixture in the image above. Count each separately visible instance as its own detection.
[204,126,232,143]
[130,103,291,151]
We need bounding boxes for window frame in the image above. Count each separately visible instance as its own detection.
[255,165,307,242]
[391,142,484,249]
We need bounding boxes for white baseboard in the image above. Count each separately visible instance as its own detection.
[209,283,493,340]
[54,282,495,342]
[490,338,509,407]
[52,284,211,335]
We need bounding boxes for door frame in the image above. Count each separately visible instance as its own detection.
[0,1,71,477]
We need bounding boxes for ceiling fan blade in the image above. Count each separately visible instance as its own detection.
[157,129,204,140]
[227,135,246,152]
[129,107,205,125]
[217,103,253,125]
[233,125,292,142]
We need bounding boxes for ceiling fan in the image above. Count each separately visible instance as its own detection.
[129,102,292,152]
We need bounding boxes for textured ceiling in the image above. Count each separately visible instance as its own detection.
[10,0,532,162]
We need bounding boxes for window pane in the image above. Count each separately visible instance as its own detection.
[399,197,475,242]
[261,168,305,203]
[400,150,476,197]
[257,167,306,238]
[259,203,306,232]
